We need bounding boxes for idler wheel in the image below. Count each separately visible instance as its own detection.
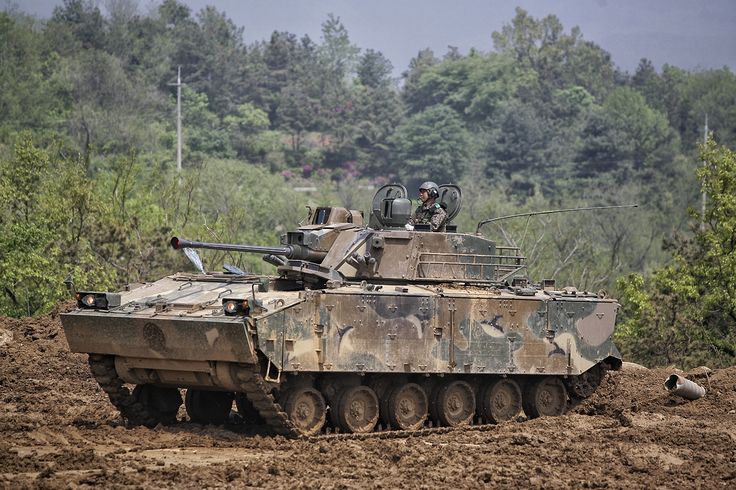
[432,380,475,427]
[283,387,326,436]
[523,377,568,419]
[132,384,182,425]
[480,378,522,423]
[185,389,234,425]
[386,383,428,430]
[336,386,379,433]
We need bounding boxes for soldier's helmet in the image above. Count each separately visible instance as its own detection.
[419,181,440,199]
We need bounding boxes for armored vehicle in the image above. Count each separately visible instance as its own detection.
[61,184,621,436]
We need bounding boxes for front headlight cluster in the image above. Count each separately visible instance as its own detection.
[76,292,121,309]
[222,298,250,316]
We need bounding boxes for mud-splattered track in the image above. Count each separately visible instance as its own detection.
[1,305,735,488]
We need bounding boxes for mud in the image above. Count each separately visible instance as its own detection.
[1,304,735,488]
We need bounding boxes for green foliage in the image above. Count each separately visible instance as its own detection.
[0,12,65,140]
[224,103,274,159]
[578,87,679,184]
[0,134,309,317]
[319,14,360,81]
[402,48,439,110]
[390,105,471,184]
[349,82,404,178]
[491,7,615,102]
[0,134,115,316]
[184,160,304,274]
[357,49,393,89]
[181,86,232,160]
[616,140,736,368]
[634,61,736,152]
[404,52,524,121]
[48,0,106,52]
[1,3,736,328]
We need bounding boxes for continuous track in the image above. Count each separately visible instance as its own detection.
[231,363,298,436]
[87,354,606,439]
[88,354,173,428]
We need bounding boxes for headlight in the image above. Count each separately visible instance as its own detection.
[75,292,121,309]
[222,298,249,316]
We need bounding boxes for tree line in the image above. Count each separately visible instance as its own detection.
[1,1,735,367]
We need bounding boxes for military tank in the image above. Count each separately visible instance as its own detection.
[61,183,621,436]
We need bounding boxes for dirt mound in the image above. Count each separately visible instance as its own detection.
[1,307,735,488]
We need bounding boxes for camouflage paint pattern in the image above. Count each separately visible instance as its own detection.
[64,270,619,385]
[257,284,620,377]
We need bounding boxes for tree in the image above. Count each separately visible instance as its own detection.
[0,134,114,316]
[47,0,107,53]
[616,139,736,368]
[224,102,271,158]
[390,105,471,184]
[180,86,232,160]
[158,0,191,26]
[491,8,615,104]
[316,15,360,142]
[482,98,549,194]
[683,68,736,148]
[631,58,664,112]
[349,81,403,178]
[59,48,168,165]
[153,4,251,118]
[259,31,301,122]
[357,49,393,89]
[576,87,679,185]
[184,159,305,274]
[318,14,359,82]
[401,48,439,112]
[0,12,65,140]
[642,65,736,152]
[104,0,139,61]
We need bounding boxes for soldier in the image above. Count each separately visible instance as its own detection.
[406,181,447,232]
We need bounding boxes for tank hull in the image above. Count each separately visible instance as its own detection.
[62,274,621,436]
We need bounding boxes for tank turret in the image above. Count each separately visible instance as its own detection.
[172,184,526,287]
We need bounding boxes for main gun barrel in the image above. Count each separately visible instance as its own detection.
[171,237,291,255]
[170,237,327,262]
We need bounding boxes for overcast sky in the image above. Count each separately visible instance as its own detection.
[11,0,736,76]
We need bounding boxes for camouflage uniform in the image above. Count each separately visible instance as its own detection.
[409,201,447,231]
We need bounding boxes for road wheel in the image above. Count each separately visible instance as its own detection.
[523,377,567,419]
[283,387,326,436]
[480,378,522,423]
[185,389,234,425]
[432,380,475,427]
[386,383,428,430]
[336,386,379,433]
[131,384,182,426]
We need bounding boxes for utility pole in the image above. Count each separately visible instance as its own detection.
[701,114,708,231]
[168,66,183,171]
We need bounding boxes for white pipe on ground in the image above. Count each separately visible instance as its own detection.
[664,374,706,400]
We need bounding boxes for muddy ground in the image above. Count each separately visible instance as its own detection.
[1,305,735,489]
